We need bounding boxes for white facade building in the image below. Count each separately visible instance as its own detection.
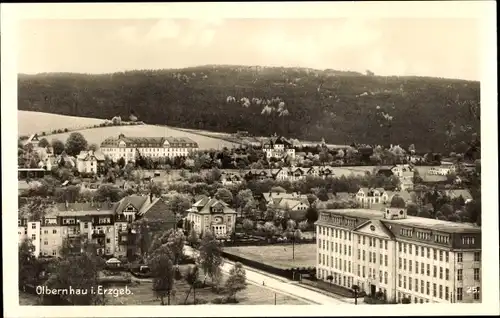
[316,208,481,304]
[100,134,199,164]
[262,136,295,160]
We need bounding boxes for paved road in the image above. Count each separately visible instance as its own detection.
[183,246,347,305]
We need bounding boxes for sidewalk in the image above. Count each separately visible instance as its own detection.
[296,282,365,304]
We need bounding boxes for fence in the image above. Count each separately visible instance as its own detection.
[221,251,315,281]
[223,238,316,247]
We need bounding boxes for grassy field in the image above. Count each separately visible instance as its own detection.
[224,244,317,270]
[105,266,306,305]
[19,111,239,150]
[18,110,106,136]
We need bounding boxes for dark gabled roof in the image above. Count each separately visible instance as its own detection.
[114,195,148,214]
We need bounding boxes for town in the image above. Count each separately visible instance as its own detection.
[18,128,482,305]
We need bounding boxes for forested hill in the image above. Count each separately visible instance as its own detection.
[18,65,480,152]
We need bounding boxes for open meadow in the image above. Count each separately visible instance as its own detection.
[18,110,106,136]
[18,111,239,150]
[223,244,317,270]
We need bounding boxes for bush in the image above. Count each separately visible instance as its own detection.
[211,296,239,304]
[186,298,209,305]
[63,128,69,132]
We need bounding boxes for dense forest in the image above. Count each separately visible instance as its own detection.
[18,65,480,152]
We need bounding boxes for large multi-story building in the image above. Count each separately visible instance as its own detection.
[262,135,295,160]
[186,197,237,239]
[18,194,176,258]
[315,208,481,304]
[100,134,199,164]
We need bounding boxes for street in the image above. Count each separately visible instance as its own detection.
[183,245,349,305]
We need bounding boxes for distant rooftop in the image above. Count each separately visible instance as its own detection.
[384,216,480,233]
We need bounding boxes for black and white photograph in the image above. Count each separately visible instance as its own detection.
[2,2,498,317]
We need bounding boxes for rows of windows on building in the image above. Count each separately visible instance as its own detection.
[316,226,481,303]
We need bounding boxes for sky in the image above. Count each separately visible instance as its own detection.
[17,17,482,80]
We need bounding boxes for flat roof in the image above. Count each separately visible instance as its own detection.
[321,208,385,220]
[384,216,481,233]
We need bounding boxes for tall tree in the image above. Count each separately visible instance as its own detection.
[64,132,88,156]
[183,265,200,304]
[225,262,247,301]
[198,230,223,286]
[51,139,65,156]
[44,239,105,305]
[18,238,41,288]
[148,245,175,305]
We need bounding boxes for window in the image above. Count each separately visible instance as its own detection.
[380,253,383,265]
[43,230,48,234]
[439,250,443,261]
[473,288,480,300]
[403,276,407,289]
[439,285,443,299]
[420,280,424,294]
[416,246,419,256]
[445,287,449,300]
[457,288,463,301]
[439,267,443,279]
[421,263,424,275]
[357,264,360,276]
[457,252,463,263]
[369,252,372,263]
[404,259,407,270]
[384,255,388,266]
[408,277,412,290]
[43,241,48,245]
[403,243,407,253]
[379,271,383,283]
[426,264,430,276]
[474,252,481,262]
[31,223,36,229]
[369,237,372,247]
[398,274,402,287]
[335,243,338,253]
[415,261,419,274]
[409,244,412,254]
[349,246,351,256]
[433,249,437,260]
[106,238,111,243]
[399,242,402,252]
[433,266,437,278]
[415,279,418,292]
[426,282,430,295]
[384,272,388,284]
[31,234,36,240]
[357,250,360,260]
[363,250,365,261]
[399,257,402,269]
[433,283,437,297]
[384,240,388,250]
[426,247,430,258]
[84,223,88,229]
[52,250,57,256]
[363,236,365,245]
[445,251,449,262]
[445,268,450,280]
[474,268,480,281]
[457,269,463,281]
[363,266,365,278]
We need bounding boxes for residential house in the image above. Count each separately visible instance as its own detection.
[327,192,356,202]
[18,194,174,258]
[356,188,387,209]
[428,164,457,176]
[220,172,243,186]
[274,167,308,182]
[186,197,237,239]
[262,191,309,205]
[268,197,310,220]
[23,133,41,149]
[444,189,473,204]
[307,166,336,179]
[262,135,296,160]
[244,169,273,181]
[76,150,106,174]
